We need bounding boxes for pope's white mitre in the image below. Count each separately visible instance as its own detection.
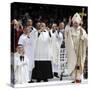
[72,13,82,24]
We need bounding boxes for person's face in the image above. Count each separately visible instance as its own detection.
[36,22,41,30]
[13,20,19,30]
[23,27,28,34]
[59,22,64,30]
[40,23,46,30]
[26,27,33,34]
[52,24,57,30]
[73,21,79,29]
[27,19,33,26]
[17,46,24,55]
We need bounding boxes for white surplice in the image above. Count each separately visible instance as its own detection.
[34,30,52,61]
[50,30,63,75]
[14,52,29,84]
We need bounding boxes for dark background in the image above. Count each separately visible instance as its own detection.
[11,2,88,33]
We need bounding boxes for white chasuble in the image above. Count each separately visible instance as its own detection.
[65,25,88,75]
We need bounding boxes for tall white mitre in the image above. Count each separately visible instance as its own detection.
[72,12,82,24]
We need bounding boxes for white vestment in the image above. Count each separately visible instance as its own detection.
[50,30,63,75]
[32,30,53,80]
[14,52,29,84]
[34,30,52,61]
[65,25,88,78]
[18,31,37,80]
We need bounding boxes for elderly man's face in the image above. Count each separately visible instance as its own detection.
[12,19,19,30]
[73,21,79,29]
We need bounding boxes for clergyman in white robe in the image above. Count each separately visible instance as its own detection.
[18,29,37,82]
[32,29,53,82]
[65,13,88,83]
[50,29,63,77]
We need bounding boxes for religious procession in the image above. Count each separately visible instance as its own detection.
[11,2,88,85]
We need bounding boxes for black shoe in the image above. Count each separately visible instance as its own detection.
[71,81,75,83]
[60,73,63,80]
[54,72,59,78]
[37,79,41,82]
[43,79,48,82]
[28,80,34,83]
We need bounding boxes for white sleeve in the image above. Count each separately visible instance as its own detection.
[14,57,21,72]
[58,32,63,46]
[65,25,71,47]
[18,35,25,46]
[32,31,38,50]
[24,56,30,71]
[65,25,71,32]
[80,29,88,47]
[80,29,87,40]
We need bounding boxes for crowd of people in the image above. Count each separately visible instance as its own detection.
[11,12,88,84]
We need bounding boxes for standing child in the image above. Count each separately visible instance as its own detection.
[14,44,29,84]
